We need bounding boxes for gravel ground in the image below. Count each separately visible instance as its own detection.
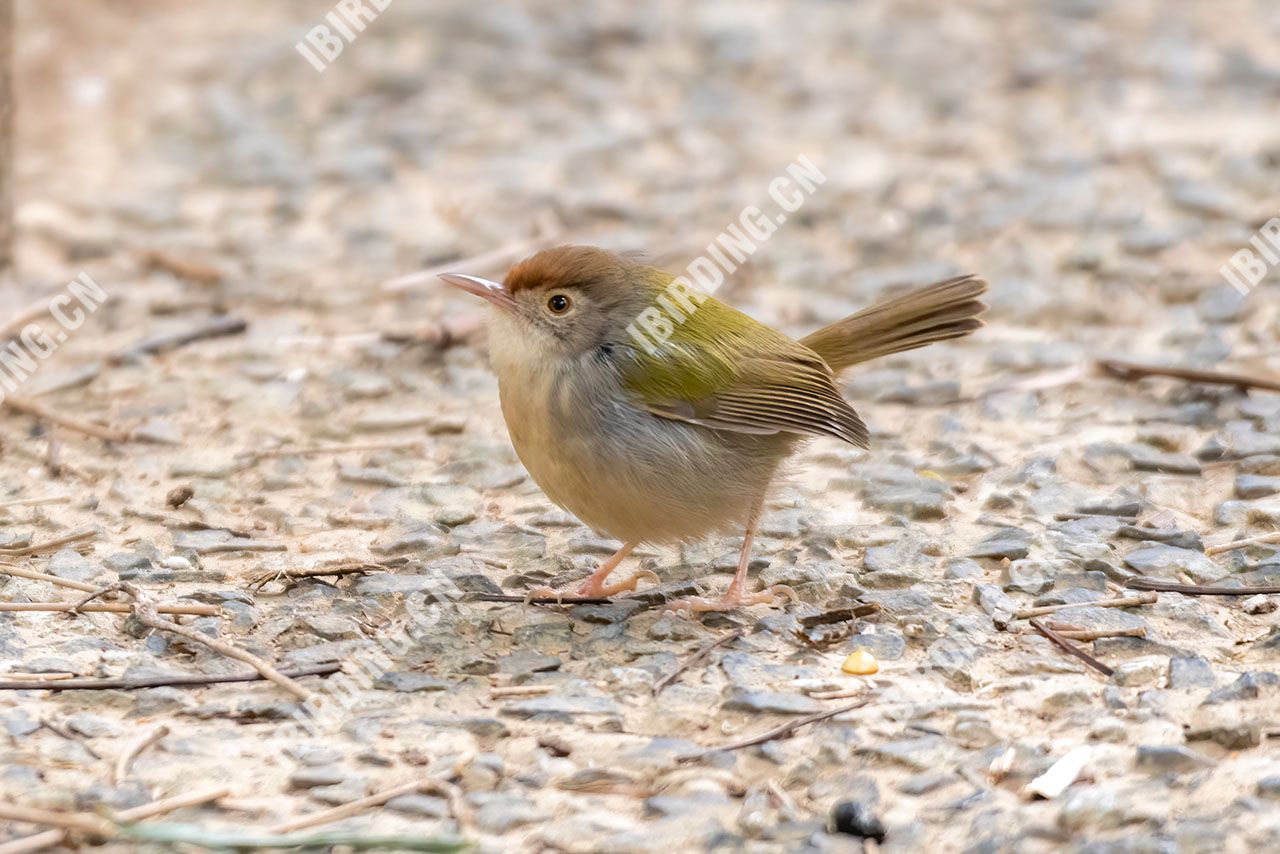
[2,1,1280,851]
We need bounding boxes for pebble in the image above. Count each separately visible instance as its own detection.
[1236,474,1280,499]
[1204,672,1279,705]
[830,800,886,842]
[1113,656,1166,687]
[968,528,1032,561]
[499,696,620,720]
[374,672,453,692]
[46,548,107,583]
[1135,745,1215,774]
[1122,544,1227,584]
[724,691,822,715]
[1057,787,1125,831]
[1257,776,1280,800]
[1168,655,1216,689]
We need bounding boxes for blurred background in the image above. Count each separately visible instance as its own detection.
[7,0,1279,346]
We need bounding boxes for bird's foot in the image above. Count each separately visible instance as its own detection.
[521,570,660,604]
[522,585,565,605]
[576,569,660,598]
[666,584,798,613]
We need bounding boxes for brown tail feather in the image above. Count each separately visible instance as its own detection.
[800,274,988,373]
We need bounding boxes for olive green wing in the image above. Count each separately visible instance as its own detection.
[622,297,869,448]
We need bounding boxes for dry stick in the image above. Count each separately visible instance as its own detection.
[1029,618,1114,677]
[0,602,219,617]
[420,778,474,832]
[0,564,100,592]
[38,718,101,760]
[1205,530,1280,557]
[1014,592,1157,620]
[108,315,247,364]
[247,561,401,591]
[0,496,70,509]
[1097,358,1280,393]
[1,396,134,443]
[1050,627,1147,641]
[0,787,229,854]
[471,593,613,606]
[678,698,873,763]
[113,724,168,784]
[490,685,556,699]
[653,628,744,695]
[0,299,52,342]
[0,663,340,692]
[382,211,560,293]
[1,672,74,682]
[118,582,312,702]
[0,803,108,835]
[250,440,424,459]
[0,526,96,556]
[134,248,223,287]
[1124,578,1280,596]
[267,780,425,835]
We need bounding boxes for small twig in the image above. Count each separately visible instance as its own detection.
[0,803,109,835]
[134,248,224,286]
[1124,578,1280,596]
[1014,593,1157,620]
[490,684,556,699]
[0,496,70,509]
[267,780,425,834]
[0,663,340,692]
[419,778,474,832]
[678,698,872,763]
[470,593,613,605]
[118,582,311,701]
[1029,618,1113,677]
[246,560,406,591]
[1048,626,1147,641]
[1205,530,1280,556]
[114,724,168,784]
[1,672,75,682]
[116,824,466,852]
[0,602,219,617]
[39,718,102,760]
[0,527,96,556]
[382,211,560,293]
[807,687,869,701]
[653,628,743,695]
[249,440,424,460]
[0,564,101,592]
[1,397,134,443]
[109,316,246,364]
[1097,358,1280,393]
[0,787,230,854]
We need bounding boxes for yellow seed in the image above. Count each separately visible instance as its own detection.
[918,469,942,480]
[841,648,878,675]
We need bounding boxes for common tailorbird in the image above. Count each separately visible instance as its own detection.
[440,246,987,611]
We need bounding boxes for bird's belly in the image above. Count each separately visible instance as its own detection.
[499,376,789,544]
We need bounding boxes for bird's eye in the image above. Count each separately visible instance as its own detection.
[547,294,572,314]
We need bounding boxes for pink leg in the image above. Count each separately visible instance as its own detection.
[575,541,643,597]
[523,541,654,603]
[668,499,795,612]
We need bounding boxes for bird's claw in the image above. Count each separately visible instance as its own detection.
[666,583,798,613]
[575,569,660,598]
[521,570,660,604]
[521,585,565,605]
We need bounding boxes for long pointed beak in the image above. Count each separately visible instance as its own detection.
[437,273,515,311]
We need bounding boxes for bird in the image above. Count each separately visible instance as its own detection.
[439,245,987,611]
